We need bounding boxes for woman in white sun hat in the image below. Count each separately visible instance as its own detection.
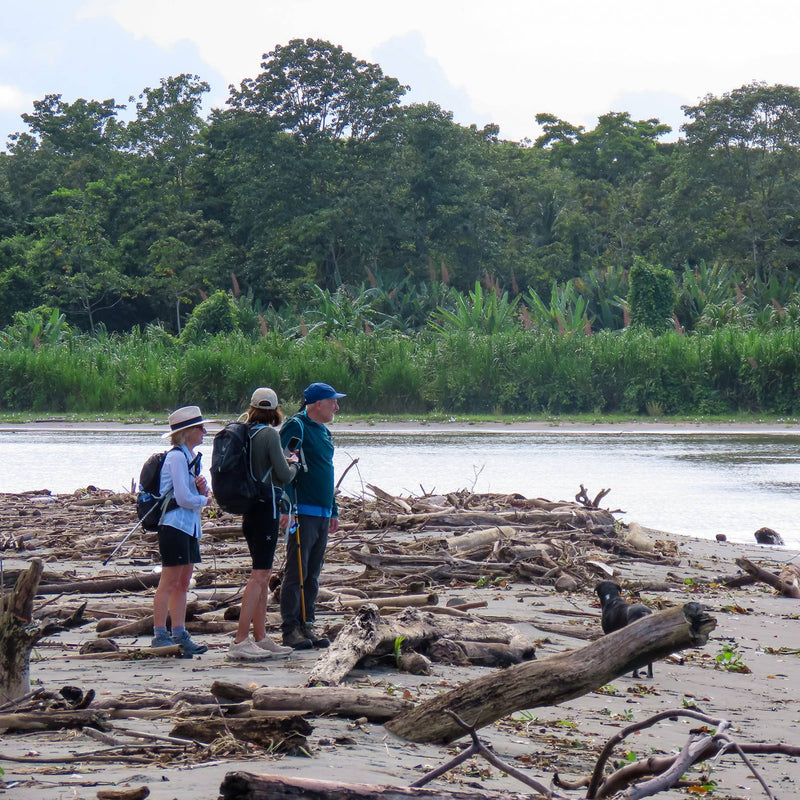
[151,405,211,657]
[226,387,299,661]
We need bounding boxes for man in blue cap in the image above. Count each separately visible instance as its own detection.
[279,382,346,649]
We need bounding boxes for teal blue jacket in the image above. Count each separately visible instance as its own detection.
[280,412,338,518]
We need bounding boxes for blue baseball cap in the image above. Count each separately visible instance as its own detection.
[303,382,346,404]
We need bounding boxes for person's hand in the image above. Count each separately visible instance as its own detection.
[195,474,210,496]
[280,513,293,531]
[329,517,339,534]
[287,451,299,465]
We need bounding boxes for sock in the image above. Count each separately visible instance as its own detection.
[154,625,168,638]
[171,626,186,639]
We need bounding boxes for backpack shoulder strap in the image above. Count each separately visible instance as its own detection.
[245,422,273,483]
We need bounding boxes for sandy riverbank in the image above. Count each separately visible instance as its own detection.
[2,482,799,800]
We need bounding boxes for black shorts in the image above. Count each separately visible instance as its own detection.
[242,501,280,570]
[158,525,201,567]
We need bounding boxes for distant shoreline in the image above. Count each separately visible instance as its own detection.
[2,417,800,435]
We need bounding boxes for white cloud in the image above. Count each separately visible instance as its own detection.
[0,85,32,112]
[5,0,800,144]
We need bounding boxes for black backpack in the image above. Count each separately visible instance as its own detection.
[136,447,181,530]
[210,422,270,514]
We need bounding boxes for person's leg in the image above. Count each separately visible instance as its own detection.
[251,568,272,642]
[253,500,281,642]
[302,516,329,623]
[238,504,272,643]
[154,525,186,632]
[164,534,207,655]
[166,564,194,629]
[280,514,315,648]
[280,520,303,634]
[153,565,183,628]
[236,568,270,643]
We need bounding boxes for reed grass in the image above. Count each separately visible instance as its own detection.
[2,326,800,415]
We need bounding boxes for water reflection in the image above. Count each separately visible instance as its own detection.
[0,428,798,547]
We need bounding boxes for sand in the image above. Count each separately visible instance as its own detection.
[1,425,799,800]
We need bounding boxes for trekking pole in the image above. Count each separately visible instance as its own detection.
[102,493,167,567]
[103,516,145,567]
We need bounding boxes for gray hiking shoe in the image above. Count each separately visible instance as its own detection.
[171,630,208,656]
[282,627,313,650]
[227,637,271,661]
[254,637,293,656]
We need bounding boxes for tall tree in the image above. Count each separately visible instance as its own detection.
[124,74,210,208]
[679,82,800,284]
[228,39,407,141]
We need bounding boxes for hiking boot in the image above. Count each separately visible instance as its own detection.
[171,630,208,656]
[302,623,330,649]
[282,627,313,650]
[254,637,293,656]
[227,637,271,662]
[150,632,174,649]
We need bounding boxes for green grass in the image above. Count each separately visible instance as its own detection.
[3,326,800,417]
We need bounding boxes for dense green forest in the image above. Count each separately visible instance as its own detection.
[2,40,800,415]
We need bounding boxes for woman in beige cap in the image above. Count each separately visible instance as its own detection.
[151,405,210,656]
[227,388,298,661]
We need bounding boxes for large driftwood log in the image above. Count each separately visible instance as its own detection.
[735,557,800,598]
[307,605,535,687]
[0,558,44,703]
[0,709,111,733]
[171,715,312,754]
[252,686,414,722]
[385,603,716,744]
[219,772,516,800]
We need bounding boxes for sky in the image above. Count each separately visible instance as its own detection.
[2,0,800,151]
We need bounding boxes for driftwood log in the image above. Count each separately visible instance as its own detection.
[36,572,161,595]
[252,686,414,722]
[307,604,535,687]
[735,557,800,598]
[219,772,515,800]
[170,715,312,754]
[0,558,45,703]
[385,603,716,744]
[0,709,111,733]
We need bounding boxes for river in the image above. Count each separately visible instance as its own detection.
[1,424,799,548]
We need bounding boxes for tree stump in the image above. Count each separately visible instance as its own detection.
[0,558,44,703]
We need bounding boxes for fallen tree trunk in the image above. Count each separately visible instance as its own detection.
[0,709,111,733]
[735,557,800,598]
[0,558,44,703]
[252,686,414,722]
[385,603,716,744]
[219,772,515,800]
[307,605,535,687]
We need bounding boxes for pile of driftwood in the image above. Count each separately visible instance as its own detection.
[2,481,799,800]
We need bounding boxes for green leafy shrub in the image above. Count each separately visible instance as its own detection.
[628,258,676,332]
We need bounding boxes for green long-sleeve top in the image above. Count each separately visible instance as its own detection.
[250,424,297,488]
[280,412,338,517]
